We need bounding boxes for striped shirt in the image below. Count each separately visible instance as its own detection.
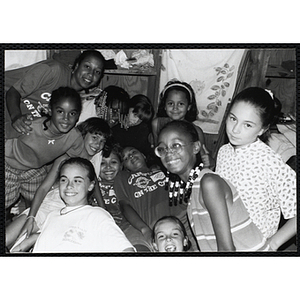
[187,169,270,252]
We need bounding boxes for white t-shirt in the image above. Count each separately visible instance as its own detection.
[33,205,133,253]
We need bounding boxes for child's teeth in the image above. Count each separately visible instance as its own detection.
[165,245,176,252]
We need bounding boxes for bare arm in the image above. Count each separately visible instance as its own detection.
[194,124,215,169]
[19,154,68,238]
[92,177,105,208]
[122,247,136,252]
[6,86,33,134]
[268,217,296,251]
[151,118,159,146]
[201,173,235,251]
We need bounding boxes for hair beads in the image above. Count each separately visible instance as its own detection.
[165,164,203,206]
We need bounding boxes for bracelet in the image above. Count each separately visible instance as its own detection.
[26,215,35,221]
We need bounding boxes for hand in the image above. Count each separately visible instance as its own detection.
[266,237,278,251]
[12,114,33,135]
[19,217,36,239]
[141,227,153,249]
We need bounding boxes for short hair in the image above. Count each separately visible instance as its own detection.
[50,86,82,113]
[129,94,154,123]
[159,120,199,143]
[102,141,123,160]
[77,117,111,139]
[152,216,191,251]
[72,50,105,73]
[43,87,82,130]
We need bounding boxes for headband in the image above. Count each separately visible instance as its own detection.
[265,89,274,99]
[161,82,193,101]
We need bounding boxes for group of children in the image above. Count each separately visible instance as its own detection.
[5,50,296,253]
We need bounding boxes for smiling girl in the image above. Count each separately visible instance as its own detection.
[32,157,134,253]
[156,120,270,251]
[152,216,190,252]
[5,50,105,138]
[5,87,84,210]
[6,117,111,252]
[152,79,212,169]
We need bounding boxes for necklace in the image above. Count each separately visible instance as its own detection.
[60,205,86,215]
[166,163,203,206]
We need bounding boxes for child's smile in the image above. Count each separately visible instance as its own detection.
[84,133,106,157]
[100,153,122,182]
[165,90,190,121]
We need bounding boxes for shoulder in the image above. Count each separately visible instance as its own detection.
[84,206,114,221]
[201,172,224,189]
[44,59,70,72]
[192,123,204,134]
[217,143,231,155]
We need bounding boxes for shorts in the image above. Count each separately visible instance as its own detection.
[5,161,48,208]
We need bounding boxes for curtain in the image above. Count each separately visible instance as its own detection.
[5,50,47,71]
[159,49,245,134]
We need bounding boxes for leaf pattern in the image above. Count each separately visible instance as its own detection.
[201,62,236,119]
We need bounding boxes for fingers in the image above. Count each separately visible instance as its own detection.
[12,115,33,135]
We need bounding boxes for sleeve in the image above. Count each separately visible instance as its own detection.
[95,210,133,251]
[113,172,131,205]
[270,155,296,219]
[66,132,85,158]
[12,61,59,98]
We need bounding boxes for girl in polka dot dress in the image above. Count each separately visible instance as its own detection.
[216,87,296,250]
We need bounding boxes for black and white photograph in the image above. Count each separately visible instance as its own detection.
[2,46,297,255]
[0,2,299,298]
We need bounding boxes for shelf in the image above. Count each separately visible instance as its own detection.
[266,64,295,79]
[104,68,157,76]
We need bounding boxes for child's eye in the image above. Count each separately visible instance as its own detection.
[56,109,63,114]
[70,111,78,117]
[74,179,83,184]
[171,143,183,151]
[60,177,67,183]
[229,116,236,122]
[95,70,102,75]
[166,102,174,106]
[157,234,165,240]
[245,123,253,128]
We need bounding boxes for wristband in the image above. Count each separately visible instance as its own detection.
[26,215,35,221]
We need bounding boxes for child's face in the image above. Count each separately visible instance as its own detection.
[164,90,191,121]
[73,55,104,90]
[153,219,187,252]
[127,108,142,126]
[100,153,122,182]
[59,164,94,206]
[226,101,265,149]
[49,97,80,134]
[122,147,147,172]
[157,127,199,181]
[84,132,106,157]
